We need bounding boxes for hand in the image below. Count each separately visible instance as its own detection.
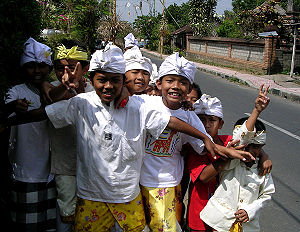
[14,99,31,113]
[216,145,255,162]
[258,150,272,176]
[234,209,249,223]
[203,137,217,158]
[255,84,270,113]
[40,81,55,104]
[62,62,83,90]
[227,139,246,150]
[114,86,129,109]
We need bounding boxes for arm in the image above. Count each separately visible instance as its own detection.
[199,158,230,183]
[6,107,48,126]
[258,149,272,176]
[246,84,270,131]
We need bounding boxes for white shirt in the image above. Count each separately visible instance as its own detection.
[45,92,170,203]
[6,84,50,182]
[140,97,209,188]
[49,80,93,175]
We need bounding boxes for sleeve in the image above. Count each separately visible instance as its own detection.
[45,98,77,128]
[182,111,212,154]
[5,87,18,104]
[188,149,210,183]
[222,159,240,171]
[142,97,171,139]
[241,173,275,221]
[232,121,256,146]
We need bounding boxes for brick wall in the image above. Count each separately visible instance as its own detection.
[185,36,299,74]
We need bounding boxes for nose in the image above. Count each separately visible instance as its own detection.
[171,80,180,89]
[136,71,144,81]
[104,81,113,89]
[34,64,41,73]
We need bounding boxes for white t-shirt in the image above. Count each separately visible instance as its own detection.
[45,92,170,203]
[49,80,93,175]
[6,84,50,182]
[140,97,209,188]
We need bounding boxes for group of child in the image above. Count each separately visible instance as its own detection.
[1,33,275,232]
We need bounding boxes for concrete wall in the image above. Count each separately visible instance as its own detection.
[186,36,299,74]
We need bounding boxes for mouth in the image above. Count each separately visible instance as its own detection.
[102,91,114,98]
[168,92,181,99]
[135,82,145,87]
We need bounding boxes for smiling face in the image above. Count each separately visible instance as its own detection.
[91,71,124,105]
[125,69,150,95]
[23,61,50,87]
[157,74,192,110]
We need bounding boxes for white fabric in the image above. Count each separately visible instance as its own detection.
[5,84,50,182]
[193,94,223,119]
[20,37,52,66]
[140,96,211,188]
[124,46,153,74]
[45,92,170,203]
[233,121,266,146]
[158,52,196,84]
[149,63,159,86]
[49,80,94,175]
[124,33,139,49]
[88,44,125,74]
[200,159,275,232]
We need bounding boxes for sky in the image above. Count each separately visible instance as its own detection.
[117,0,233,23]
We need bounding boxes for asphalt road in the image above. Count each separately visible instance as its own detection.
[145,53,300,232]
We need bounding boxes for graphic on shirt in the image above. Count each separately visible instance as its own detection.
[145,128,180,157]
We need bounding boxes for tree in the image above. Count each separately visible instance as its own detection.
[232,0,265,14]
[165,3,191,29]
[189,0,218,36]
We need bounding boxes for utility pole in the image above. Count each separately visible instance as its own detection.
[159,0,165,58]
[112,0,117,43]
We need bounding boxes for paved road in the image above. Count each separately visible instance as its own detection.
[145,53,300,231]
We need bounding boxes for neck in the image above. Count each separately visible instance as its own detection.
[162,97,181,110]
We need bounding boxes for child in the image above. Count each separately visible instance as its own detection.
[124,45,152,95]
[49,39,92,231]
[139,53,254,232]
[200,85,275,232]
[186,83,202,104]
[5,38,56,231]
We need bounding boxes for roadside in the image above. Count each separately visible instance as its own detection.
[141,48,300,103]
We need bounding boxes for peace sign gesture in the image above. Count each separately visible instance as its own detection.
[61,62,83,90]
[255,84,270,113]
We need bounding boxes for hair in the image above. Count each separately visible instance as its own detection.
[192,83,202,99]
[234,117,266,132]
[89,71,126,83]
[54,39,89,68]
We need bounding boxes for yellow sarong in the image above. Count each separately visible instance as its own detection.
[229,221,243,232]
[74,193,146,232]
[141,185,182,232]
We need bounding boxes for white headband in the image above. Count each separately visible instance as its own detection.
[233,122,266,146]
[158,52,196,84]
[20,37,52,66]
[124,33,139,49]
[124,46,153,74]
[89,43,126,74]
[193,94,223,119]
[149,63,159,86]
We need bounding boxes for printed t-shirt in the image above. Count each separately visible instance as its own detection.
[6,84,50,182]
[45,92,170,203]
[140,97,210,188]
[187,135,232,230]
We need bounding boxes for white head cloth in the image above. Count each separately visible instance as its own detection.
[20,37,52,66]
[193,94,223,119]
[232,121,266,146]
[158,52,196,84]
[89,43,126,74]
[124,46,153,74]
[149,63,159,86]
[124,33,139,49]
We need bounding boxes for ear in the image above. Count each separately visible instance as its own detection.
[218,119,224,129]
[156,79,162,90]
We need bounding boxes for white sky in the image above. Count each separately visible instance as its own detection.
[117,0,233,22]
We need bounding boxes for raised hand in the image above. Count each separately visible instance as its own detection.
[255,84,270,113]
[62,62,83,90]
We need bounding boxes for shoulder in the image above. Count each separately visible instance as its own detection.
[218,135,233,147]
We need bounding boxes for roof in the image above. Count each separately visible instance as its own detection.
[172,25,193,35]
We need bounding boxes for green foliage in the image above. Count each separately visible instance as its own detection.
[165,3,191,29]
[189,0,218,36]
[0,0,42,98]
[133,15,161,40]
[232,0,265,14]
[216,15,244,38]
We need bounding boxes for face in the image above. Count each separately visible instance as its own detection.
[125,69,150,95]
[54,59,79,82]
[198,114,224,138]
[23,61,50,86]
[92,72,124,105]
[157,74,191,110]
[186,88,199,104]
[245,144,264,159]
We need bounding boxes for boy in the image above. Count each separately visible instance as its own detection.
[124,46,152,95]
[139,53,254,232]
[200,85,275,232]
[186,83,202,104]
[5,38,56,231]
